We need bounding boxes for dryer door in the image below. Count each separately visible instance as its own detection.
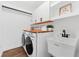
[25,36,33,55]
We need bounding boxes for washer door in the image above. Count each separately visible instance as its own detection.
[25,36,33,55]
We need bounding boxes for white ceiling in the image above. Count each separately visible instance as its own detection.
[1,1,44,12]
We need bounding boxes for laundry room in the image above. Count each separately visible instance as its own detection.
[0,1,50,57]
[0,0,79,58]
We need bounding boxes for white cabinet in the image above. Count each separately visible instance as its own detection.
[47,39,76,57]
[37,33,50,57]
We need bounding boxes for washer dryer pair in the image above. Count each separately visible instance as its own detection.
[22,31,37,57]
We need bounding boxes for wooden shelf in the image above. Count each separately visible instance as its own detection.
[32,20,54,25]
[31,29,53,33]
[24,20,54,33]
[23,29,53,33]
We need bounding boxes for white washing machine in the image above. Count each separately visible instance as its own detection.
[22,31,50,57]
[22,31,37,57]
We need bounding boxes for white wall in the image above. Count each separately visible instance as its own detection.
[54,15,79,44]
[50,2,79,42]
[50,1,79,18]
[32,1,49,23]
[48,1,79,56]
[1,1,44,13]
[50,2,79,39]
[0,2,32,53]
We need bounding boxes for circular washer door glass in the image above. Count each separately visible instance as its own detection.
[26,36,33,55]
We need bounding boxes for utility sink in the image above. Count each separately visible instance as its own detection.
[47,38,77,57]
